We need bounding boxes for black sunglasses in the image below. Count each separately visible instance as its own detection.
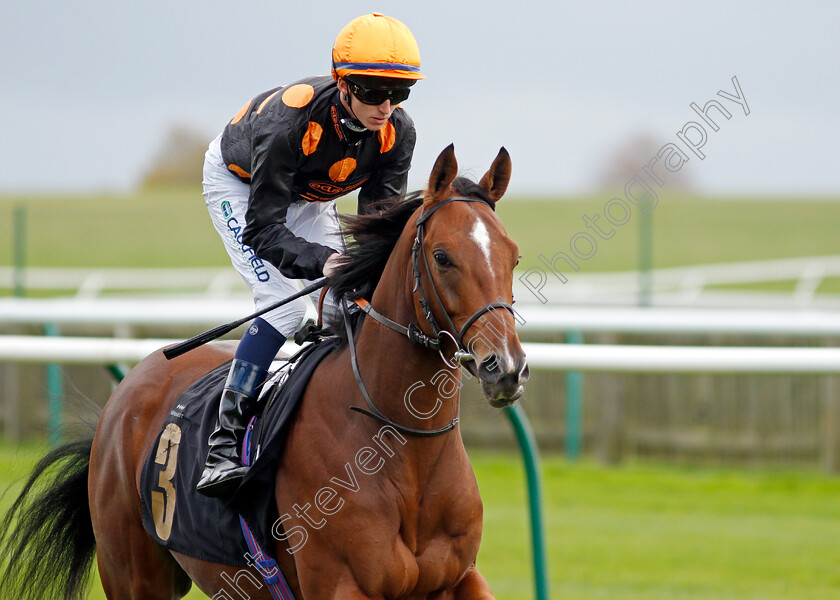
[346,80,411,106]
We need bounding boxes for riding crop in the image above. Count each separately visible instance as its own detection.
[163,278,329,360]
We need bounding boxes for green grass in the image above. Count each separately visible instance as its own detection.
[0,187,230,269]
[475,454,840,599]
[494,192,840,275]
[1,189,839,275]
[2,441,839,599]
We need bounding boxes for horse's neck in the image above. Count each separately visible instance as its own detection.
[353,241,462,434]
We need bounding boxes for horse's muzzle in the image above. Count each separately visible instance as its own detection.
[477,352,530,407]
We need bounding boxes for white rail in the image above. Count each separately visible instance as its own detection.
[523,343,840,373]
[558,255,840,292]
[0,336,300,364]
[0,267,246,298]
[0,336,179,363]
[3,297,840,337]
[517,306,840,336]
[3,255,840,303]
[2,336,840,374]
[0,296,254,326]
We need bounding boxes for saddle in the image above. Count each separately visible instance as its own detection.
[139,337,338,566]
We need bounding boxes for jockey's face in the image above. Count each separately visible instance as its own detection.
[337,79,395,131]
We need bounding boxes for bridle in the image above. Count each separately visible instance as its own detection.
[343,196,516,437]
[412,197,516,365]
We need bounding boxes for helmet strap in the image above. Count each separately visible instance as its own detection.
[339,80,369,132]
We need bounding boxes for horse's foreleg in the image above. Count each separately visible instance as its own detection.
[453,565,495,600]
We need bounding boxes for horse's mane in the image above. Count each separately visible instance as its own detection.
[325,177,493,346]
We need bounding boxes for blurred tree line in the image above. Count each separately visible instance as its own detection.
[139,125,210,188]
[597,133,692,191]
[140,127,693,193]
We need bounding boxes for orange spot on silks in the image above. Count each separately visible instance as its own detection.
[302,122,323,156]
[282,84,315,108]
[257,90,282,114]
[230,100,252,125]
[328,158,357,182]
[227,164,251,179]
[378,121,396,153]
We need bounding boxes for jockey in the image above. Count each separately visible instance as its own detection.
[197,13,424,497]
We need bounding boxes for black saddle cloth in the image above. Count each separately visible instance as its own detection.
[139,337,338,566]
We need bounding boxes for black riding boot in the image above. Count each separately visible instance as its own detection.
[196,359,267,498]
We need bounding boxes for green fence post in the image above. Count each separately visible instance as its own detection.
[13,204,27,297]
[504,403,549,600]
[565,330,583,459]
[108,364,129,382]
[44,323,63,446]
[639,208,653,307]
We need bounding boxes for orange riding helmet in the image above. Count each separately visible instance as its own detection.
[331,13,425,83]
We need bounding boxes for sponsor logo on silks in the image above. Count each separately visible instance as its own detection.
[221,200,233,219]
[226,217,271,283]
[308,182,345,195]
[248,323,259,336]
[306,177,369,200]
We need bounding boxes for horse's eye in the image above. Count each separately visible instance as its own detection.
[516,255,521,267]
[434,251,450,267]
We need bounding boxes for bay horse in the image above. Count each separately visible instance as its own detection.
[0,144,529,600]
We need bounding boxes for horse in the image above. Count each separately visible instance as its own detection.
[0,144,530,600]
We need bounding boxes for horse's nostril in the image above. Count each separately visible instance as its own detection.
[478,355,502,383]
[519,361,530,384]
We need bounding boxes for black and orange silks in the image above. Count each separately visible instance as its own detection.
[220,75,416,280]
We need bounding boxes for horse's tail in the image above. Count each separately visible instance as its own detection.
[0,435,97,600]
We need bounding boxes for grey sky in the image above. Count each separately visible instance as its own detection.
[1,1,837,195]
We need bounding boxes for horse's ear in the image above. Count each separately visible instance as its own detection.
[425,144,458,207]
[478,147,512,203]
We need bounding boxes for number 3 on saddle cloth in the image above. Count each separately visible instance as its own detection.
[139,337,338,571]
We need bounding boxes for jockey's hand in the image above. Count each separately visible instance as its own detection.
[323,252,345,278]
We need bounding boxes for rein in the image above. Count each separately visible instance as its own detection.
[343,302,459,437]
[344,196,515,437]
